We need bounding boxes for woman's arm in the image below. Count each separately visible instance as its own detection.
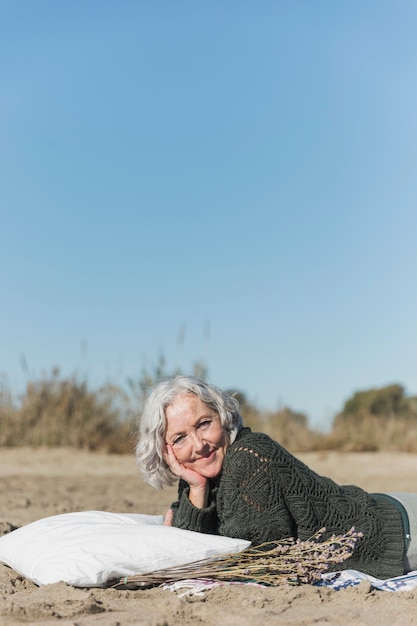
[164,443,209,509]
[169,478,220,534]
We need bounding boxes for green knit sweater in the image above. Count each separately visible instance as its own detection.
[171,428,405,579]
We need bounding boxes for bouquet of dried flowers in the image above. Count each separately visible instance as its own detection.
[112,527,362,589]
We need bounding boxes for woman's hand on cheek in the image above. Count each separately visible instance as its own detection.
[164,444,209,508]
[163,443,183,477]
[164,444,207,489]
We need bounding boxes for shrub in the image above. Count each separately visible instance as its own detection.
[326,383,417,452]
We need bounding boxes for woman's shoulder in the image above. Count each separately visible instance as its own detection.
[223,428,318,485]
[227,427,288,460]
[232,427,271,445]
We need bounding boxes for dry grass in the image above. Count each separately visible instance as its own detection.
[242,407,324,452]
[321,413,417,453]
[112,527,361,589]
[1,369,417,453]
[0,369,136,454]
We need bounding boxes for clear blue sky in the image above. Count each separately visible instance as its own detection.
[1,1,416,428]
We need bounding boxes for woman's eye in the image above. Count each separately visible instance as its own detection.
[198,420,212,429]
[172,435,185,446]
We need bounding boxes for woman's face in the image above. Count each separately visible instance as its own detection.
[164,393,228,479]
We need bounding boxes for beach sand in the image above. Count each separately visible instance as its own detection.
[1,447,417,626]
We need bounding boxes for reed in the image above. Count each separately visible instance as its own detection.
[111,527,362,589]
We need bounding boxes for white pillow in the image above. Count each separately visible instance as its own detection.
[0,511,250,587]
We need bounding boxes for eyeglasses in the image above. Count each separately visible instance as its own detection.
[166,416,221,450]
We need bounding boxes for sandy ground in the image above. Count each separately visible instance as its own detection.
[1,447,417,626]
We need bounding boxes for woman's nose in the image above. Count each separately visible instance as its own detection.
[189,431,207,451]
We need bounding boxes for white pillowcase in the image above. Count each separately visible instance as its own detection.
[0,511,250,587]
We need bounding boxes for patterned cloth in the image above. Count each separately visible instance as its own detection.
[163,570,417,597]
[320,569,417,592]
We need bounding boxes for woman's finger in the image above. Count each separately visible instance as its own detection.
[164,444,181,473]
[163,508,174,526]
[164,444,208,490]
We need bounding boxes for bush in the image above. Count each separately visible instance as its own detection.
[326,383,417,452]
[335,384,417,423]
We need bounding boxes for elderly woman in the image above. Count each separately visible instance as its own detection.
[136,375,417,579]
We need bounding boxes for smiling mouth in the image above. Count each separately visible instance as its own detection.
[200,450,215,460]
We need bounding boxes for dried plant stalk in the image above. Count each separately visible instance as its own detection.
[112,527,362,589]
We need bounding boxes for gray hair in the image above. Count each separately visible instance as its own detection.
[136,375,243,489]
